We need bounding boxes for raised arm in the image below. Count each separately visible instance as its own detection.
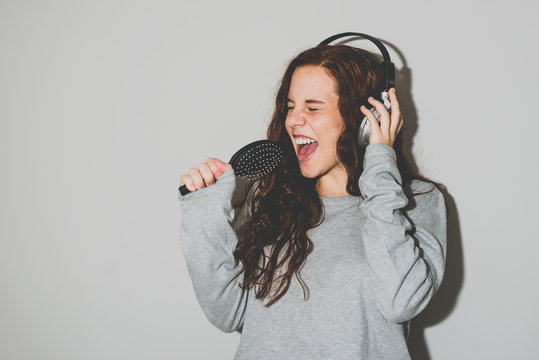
[359,143,447,323]
[178,166,248,333]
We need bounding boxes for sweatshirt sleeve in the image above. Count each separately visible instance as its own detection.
[359,143,447,323]
[178,169,248,333]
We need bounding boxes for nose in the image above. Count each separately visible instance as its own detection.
[286,108,307,128]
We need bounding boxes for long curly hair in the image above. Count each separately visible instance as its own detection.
[233,45,424,307]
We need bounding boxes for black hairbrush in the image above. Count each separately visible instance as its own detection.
[179,140,283,196]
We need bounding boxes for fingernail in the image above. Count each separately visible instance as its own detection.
[215,171,222,179]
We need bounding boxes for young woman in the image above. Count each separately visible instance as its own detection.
[178,43,447,359]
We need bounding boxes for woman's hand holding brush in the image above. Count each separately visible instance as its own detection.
[179,158,232,193]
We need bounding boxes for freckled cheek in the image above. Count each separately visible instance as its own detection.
[284,116,291,127]
[323,131,341,158]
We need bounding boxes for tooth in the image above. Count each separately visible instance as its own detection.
[295,137,318,145]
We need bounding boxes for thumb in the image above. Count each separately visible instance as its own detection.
[214,158,232,178]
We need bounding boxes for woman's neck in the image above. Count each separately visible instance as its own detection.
[315,166,350,197]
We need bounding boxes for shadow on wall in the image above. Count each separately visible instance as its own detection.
[408,190,462,360]
[382,39,464,360]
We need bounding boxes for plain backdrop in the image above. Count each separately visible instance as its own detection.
[1,0,538,359]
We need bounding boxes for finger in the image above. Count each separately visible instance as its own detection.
[213,158,233,176]
[388,88,402,135]
[179,174,196,192]
[198,162,215,186]
[388,88,401,115]
[188,167,205,191]
[206,158,219,178]
[368,96,391,136]
[360,105,382,142]
[396,116,404,135]
[206,158,223,180]
[394,113,404,137]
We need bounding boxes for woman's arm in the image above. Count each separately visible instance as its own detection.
[359,143,447,323]
[178,169,248,332]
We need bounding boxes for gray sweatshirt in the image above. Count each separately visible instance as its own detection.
[178,143,447,359]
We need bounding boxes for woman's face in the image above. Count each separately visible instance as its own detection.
[285,65,347,184]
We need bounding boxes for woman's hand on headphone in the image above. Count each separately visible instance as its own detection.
[360,88,403,147]
[179,158,232,193]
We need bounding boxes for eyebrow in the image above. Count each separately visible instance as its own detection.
[286,98,326,104]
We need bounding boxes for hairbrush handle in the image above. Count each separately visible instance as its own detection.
[178,184,191,196]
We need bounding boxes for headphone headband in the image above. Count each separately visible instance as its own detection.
[318,32,395,90]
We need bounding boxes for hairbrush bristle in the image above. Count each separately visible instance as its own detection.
[231,140,283,179]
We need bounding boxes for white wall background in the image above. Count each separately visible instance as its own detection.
[1,0,538,359]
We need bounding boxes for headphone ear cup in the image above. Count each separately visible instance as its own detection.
[357,107,381,147]
[357,91,391,147]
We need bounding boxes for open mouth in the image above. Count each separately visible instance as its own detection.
[294,136,318,161]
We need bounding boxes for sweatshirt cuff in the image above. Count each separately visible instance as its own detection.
[177,169,237,203]
[360,143,403,199]
[364,143,397,163]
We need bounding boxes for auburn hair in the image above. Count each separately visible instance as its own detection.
[234,45,428,307]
